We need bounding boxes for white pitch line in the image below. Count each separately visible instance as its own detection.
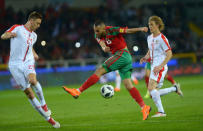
[11,119,203,129]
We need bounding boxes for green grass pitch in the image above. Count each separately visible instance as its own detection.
[0,75,203,131]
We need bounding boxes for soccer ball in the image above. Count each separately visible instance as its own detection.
[100,84,114,98]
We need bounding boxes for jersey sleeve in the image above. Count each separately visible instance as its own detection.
[6,24,20,33]
[160,34,171,52]
[107,26,128,36]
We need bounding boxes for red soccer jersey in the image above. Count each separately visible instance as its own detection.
[95,26,128,54]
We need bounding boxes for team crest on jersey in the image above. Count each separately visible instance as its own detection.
[119,28,124,33]
[152,39,158,44]
[155,40,158,44]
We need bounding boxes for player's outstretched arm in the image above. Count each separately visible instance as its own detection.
[140,50,150,64]
[1,32,17,40]
[126,27,148,34]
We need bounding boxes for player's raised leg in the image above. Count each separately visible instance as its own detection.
[158,83,183,97]
[63,66,106,98]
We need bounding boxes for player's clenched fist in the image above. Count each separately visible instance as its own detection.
[140,27,148,32]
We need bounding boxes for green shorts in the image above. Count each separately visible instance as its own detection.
[145,62,151,70]
[102,49,132,80]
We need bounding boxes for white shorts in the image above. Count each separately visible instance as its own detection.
[9,61,36,91]
[150,65,168,88]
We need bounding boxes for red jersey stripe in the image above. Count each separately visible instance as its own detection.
[23,45,29,61]
[108,50,124,67]
[157,67,165,83]
[161,34,171,50]
[7,24,20,32]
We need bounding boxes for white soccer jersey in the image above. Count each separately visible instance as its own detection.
[7,24,37,65]
[147,33,171,66]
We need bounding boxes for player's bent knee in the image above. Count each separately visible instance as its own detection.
[24,88,35,99]
[29,79,37,86]
[95,67,107,77]
[148,80,157,91]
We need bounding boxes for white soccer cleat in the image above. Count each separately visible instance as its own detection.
[174,83,183,97]
[52,121,60,128]
[151,112,166,118]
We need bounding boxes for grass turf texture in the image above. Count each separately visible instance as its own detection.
[0,75,203,131]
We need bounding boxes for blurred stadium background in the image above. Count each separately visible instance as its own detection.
[0,0,203,89]
[0,0,203,130]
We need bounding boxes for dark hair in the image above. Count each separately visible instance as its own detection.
[28,11,42,20]
[94,20,105,26]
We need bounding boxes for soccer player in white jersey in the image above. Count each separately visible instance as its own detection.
[140,16,183,117]
[1,11,60,128]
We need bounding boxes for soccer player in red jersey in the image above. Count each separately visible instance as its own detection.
[63,20,151,120]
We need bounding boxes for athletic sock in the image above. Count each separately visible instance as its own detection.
[158,86,176,96]
[145,76,149,88]
[150,89,164,113]
[115,74,121,89]
[28,97,50,120]
[42,104,48,112]
[48,117,56,125]
[32,82,46,106]
[166,75,175,84]
[79,74,100,92]
[129,87,145,108]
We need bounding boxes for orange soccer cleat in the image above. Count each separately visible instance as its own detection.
[114,87,120,92]
[62,86,80,99]
[141,105,151,120]
[133,78,139,85]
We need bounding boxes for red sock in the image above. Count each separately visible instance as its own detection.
[48,118,56,125]
[166,75,175,84]
[42,104,48,112]
[129,87,145,108]
[79,74,100,92]
[145,76,149,89]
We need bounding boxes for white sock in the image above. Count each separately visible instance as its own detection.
[158,86,176,96]
[77,89,81,93]
[115,74,121,89]
[32,82,46,106]
[150,89,165,113]
[29,97,50,120]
